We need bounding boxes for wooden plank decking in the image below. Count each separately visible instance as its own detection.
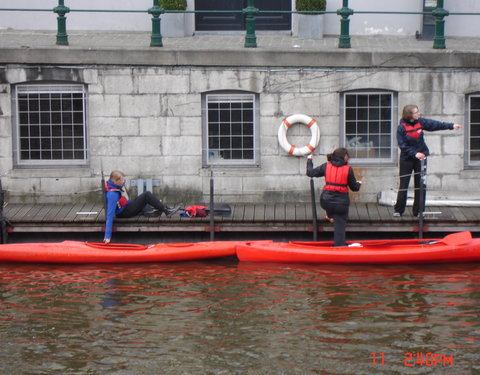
[3,202,480,234]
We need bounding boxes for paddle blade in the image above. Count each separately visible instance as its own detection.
[440,231,472,246]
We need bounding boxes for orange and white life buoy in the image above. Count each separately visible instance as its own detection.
[278,114,320,156]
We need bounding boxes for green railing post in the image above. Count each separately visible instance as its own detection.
[243,0,259,48]
[148,0,164,47]
[53,0,70,46]
[432,0,449,49]
[337,0,353,48]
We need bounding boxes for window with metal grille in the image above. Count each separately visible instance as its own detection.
[202,92,259,166]
[13,84,88,166]
[341,91,396,164]
[468,95,480,166]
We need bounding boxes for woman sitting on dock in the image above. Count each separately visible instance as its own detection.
[307,148,362,247]
[104,170,179,244]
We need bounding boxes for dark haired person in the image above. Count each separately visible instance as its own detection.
[307,148,362,247]
[394,105,462,217]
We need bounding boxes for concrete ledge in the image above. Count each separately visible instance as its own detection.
[2,47,480,69]
[2,32,480,68]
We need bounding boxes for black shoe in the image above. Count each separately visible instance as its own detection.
[164,205,180,217]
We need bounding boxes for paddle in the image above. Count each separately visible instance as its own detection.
[291,231,473,248]
[438,231,472,246]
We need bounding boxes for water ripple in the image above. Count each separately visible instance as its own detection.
[0,262,479,374]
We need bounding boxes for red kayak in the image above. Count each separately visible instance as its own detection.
[0,241,238,264]
[236,232,480,264]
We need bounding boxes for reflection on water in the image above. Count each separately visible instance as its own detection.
[0,261,479,375]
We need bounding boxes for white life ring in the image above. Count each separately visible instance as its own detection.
[278,114,320,156]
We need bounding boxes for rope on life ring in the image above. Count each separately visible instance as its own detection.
[278,114,320,156]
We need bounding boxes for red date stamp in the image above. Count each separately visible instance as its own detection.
[371,352,454,367]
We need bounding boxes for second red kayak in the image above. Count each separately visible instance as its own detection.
[236,232,480,264]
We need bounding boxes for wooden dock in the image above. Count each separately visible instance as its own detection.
[3,202,479,235]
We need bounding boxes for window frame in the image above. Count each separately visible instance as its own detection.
[12,83,88,167]
[340,90,397,166]
[466,93,480,168]
[201,90,260,167]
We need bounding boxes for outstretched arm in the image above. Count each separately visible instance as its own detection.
[420,117,459,132]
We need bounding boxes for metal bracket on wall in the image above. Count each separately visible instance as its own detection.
[130,179,161,195]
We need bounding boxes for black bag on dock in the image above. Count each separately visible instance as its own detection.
[206,203,232,217]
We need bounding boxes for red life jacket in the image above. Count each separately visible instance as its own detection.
[323,163,350,193]
[401,121,423,140]
[105,182,129,209]
[184,205,208,217]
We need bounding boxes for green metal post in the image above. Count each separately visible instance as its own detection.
[432,0,448,49]
[148,0,164,47]
[53,0,70,46]
[0,179,6,244]
[209,170,215,241]
[243,0,259,48]
[337,0,353,48]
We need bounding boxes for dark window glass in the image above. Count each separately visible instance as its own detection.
[16,86,87,163]
[206,94,256,162]
[344,92,393,160]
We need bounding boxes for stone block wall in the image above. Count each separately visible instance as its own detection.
[0,65,476,204]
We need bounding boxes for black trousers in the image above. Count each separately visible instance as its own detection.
[394,158,426,216]
[320,197,349,247]
[117,191,166,218]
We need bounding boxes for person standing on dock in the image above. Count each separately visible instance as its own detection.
[393,105,462,217]
[103,170,179,244]
[307,148,362,247]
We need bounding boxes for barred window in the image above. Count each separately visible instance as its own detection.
[341,91,396,164]
[468,95,480,166]
[13,84,88,166]
[202,92,259,166]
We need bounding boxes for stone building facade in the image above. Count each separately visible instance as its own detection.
[0,2,479,205]
[1,58,478,204]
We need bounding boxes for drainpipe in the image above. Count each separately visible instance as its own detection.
[310,178,318,242]
[209,170,215,241]
[418,158,427,239]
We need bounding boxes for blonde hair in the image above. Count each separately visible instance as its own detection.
[402,105,419,121]
[109,170,125,183]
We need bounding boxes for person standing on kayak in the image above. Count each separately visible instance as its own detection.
[307,148,362,247]
[394,105,462,217]
[103,170,179,244]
